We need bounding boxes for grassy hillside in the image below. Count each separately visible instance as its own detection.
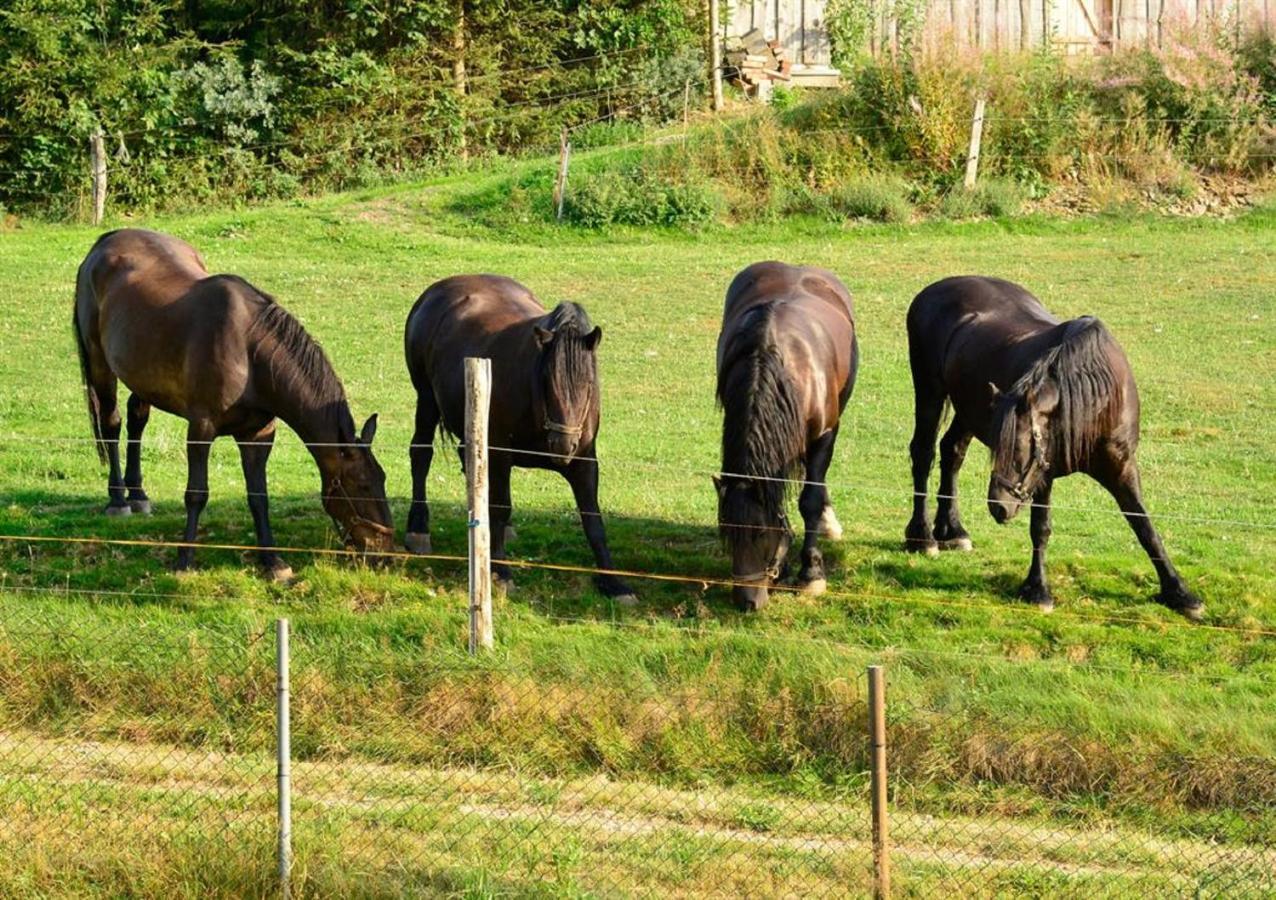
[0,160,1273,895]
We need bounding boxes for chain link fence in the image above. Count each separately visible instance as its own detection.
[0,610,1272,897]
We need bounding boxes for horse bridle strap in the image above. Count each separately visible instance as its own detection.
[545,420,583,436]
[994,422,1049,503]
[327,476,394,538]
[732,561,783,584]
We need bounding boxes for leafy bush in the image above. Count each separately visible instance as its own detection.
[829,177,915,223]
[939,177,1028,219]
[564,166,719,228]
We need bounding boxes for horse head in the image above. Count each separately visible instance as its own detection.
[987,381,1057,523]
[533,302,602,461]
[714,474,793,611]
[320,414,395,557]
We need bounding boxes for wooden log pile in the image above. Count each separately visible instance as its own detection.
[724,28,792,87]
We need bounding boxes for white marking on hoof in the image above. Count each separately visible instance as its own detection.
[404,532,432,555]
[1036,599,1055,614]
[1181,604,1204,622]
[800,578,828,596]
[104,504,131,518]
[940,536,973,552]
[504,525,518,543]
[925,544,940,558]
[494,576,514,596]
[129,499,152,516]
[817,507,843,541]
[613,593,639,607]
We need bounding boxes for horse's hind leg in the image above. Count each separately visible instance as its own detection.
[797,428,839,595]
[237,424,291,582]
[94,379,129,516]
[904,387,945,555]
[933,421,973,551]
[489,455,515,592]
[124,394,152,514]
[175,420,214,572]
[405,390,440,554]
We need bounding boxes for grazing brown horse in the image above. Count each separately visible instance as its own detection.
[73,229,393,579]
[715,262,859,611]
[403,274,635,602]
[904,275,1203,619]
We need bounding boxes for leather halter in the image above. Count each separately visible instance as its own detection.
[326,475,393,544]
[993,421,1049,503]
[545,420,583,436]
[731,513,792,584]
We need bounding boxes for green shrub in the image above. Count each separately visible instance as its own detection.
[564,166,719,229]
[940,177,1029,219]
[828,177,915,223]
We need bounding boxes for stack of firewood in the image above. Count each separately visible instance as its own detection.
[724,28,791,87]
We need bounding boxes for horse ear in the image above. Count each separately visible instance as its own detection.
[534,325,553,347]
[359,414,378,445]
[987,382,1002,401]
[1030,382,1060,416]
[584,326,603,350]
[711,474,725,498]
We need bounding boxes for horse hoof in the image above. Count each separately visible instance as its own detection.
[494,577,514,596]
[817,509,843,541]
[1179,603,1204,622]
[128,499,152,515]
[612,593,639,607]
[104,504,131,518]
[939,536,973,552]
[266,564,294,584]
[1036,598,1054,613]
[800,578,827,596]
[904,538,938,557]
[504,525,518,543]
[404,532,432,555]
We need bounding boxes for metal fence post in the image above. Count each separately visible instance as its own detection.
[868,664,891,899]
[465,357,494,653]
[276,618,292,900]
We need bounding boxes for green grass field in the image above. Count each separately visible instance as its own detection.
[1,156,1274,897]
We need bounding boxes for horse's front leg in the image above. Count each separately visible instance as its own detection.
[405,390,439,555]
[175,420,215,572]
[934,421,974,551]
[489,455,514,592]
[797,429,839,595]
[236,423,291,582]
[565,456,636,605]
[1017,480,1054,611]
[1098,459,1203,620]
[905,389,945,555]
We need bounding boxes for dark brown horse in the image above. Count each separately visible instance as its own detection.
[403,274,635,602]
[904,275,1202,619]
[715,261,859,611]
[73,229,393,579]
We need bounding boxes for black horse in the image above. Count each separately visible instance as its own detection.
[403,274,635,603]
[904,275,1203,619]
[73,229,394,579]
[715,262,859,611]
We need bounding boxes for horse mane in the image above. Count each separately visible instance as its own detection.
[539,301,598,391]
[240,278,347,412]
[1002,316,1123,471]
[717,305,804,533]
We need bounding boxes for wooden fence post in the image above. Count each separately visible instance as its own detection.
[453,0,468,162]
[709,0,724,112]
[465,357,493,653]
[276,618,292,900]
[868,664,891,900]
[964,97,986,189]
[89,129,107,226]
[553,128,571,223]
[683,78,692,136]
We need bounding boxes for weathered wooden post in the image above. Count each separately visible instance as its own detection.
[964,97,986,189]
[709,0,724,111]
[868,664,891,899]
[553,128,571,222]
[89,129,107,226]
[465,357,493,653]
[276,618,292,900]
[683,78,692,136]
[453,0,468,161]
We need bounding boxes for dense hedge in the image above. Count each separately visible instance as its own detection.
[0,0,704,216]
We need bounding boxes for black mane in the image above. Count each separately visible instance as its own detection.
[1002,316,1122,471]
[540,301,598,393]
[241,277,347,413]
[717,304,804,533]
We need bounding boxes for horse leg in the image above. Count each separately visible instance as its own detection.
[565,457,637,605]
[124,393,152,514]
[933,422,974,551]
[490,455,514,592]
[405,391,440,554]
[904,388,944,555]
[94,379,129,516]
[1017,480,1054,611]
[1097,458,1203,619]
[797,429,839,595]
[175,420,215,572]
[237,424,291,582]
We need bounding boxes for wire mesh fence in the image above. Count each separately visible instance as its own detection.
[0,608,1273,897]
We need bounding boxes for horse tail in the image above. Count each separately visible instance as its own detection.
[73,261,106,465]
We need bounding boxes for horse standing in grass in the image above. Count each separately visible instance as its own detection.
[715,261,859,611]
[403,274,635,603]
[73,229,394,579]
[904,275,1203,619]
